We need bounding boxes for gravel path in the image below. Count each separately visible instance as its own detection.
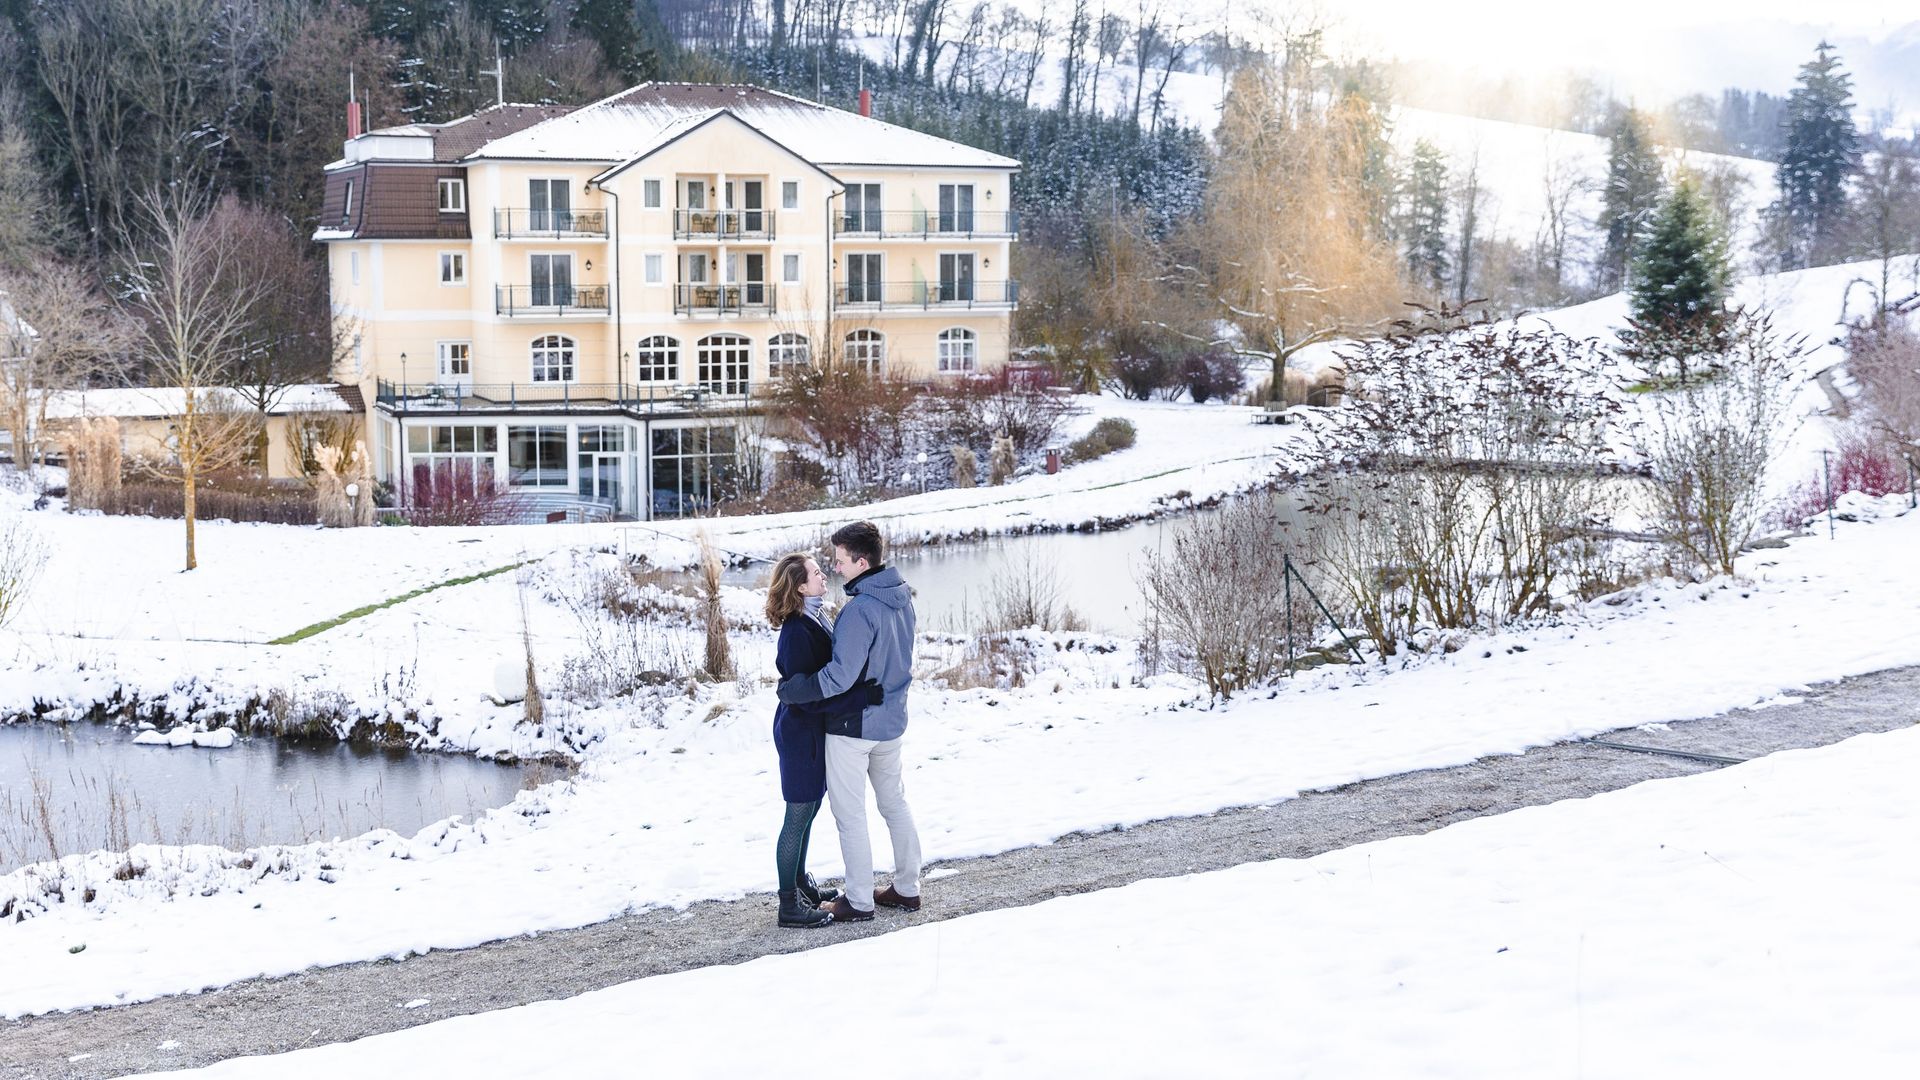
[5,664,1916,1079]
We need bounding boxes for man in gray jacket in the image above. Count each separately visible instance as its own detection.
[775,520,922,922]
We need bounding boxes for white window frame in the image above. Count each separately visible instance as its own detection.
[530,334,576,384]
[642,177,663,209]
[781,251,802,285]
[438,250,466,286]
[936,327,978,374]
[696,334,752,396]
[436,340,472,378]
[634,335,679,382]
[349,250,360,286]
[437,177,466,213]
[342,179,354,225]
[844,329,885,375]
[780,178,800,211]
[644,252,665,285]
[768,333,810,378]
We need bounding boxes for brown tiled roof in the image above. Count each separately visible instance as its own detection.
[329,383,366,412]
[319,164,472,240]
[431,104,577,161]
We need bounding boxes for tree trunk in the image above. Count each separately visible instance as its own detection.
[183,465,198,571]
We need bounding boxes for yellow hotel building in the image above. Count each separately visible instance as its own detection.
[318,83,1018,520]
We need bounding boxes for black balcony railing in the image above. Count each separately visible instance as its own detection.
[673,282,776,314]
[834,210,1018,238]
[492,208,609,238]
[672,208,776,240]
[374,379,754,414]
[495,284,610,316]
[833,279,1019,309]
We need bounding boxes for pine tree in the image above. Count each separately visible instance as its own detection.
[1395,139,1449,292]
[1599,108,1666,291]
[1621,178,1733,385]
[570,0,662,82]
[1768,42,1859,269]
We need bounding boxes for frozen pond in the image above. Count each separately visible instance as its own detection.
[0,722,532,872]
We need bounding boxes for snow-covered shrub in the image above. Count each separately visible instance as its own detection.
[1182,350,1245,403]
[400,461,527,526]
[1846,316,1920,454]
[1065,417,1137,463]
[1631,310,1807,575]
[0,512,49,630]
[922,369,1082,465]
[1773,429,1912,528]
[1138,497,1312,699]
[978,549,1085,633]
[1106,351,1183,400]
[553,560,695,706]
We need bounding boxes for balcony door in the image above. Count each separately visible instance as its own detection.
[529,179,570,232]
[728,252,767,305]
[530,254,573,307]
[437,341,472,393]
[939,184,975,233]
[843,183,880,232]
[845,253,882,304]
[938,252,975,302]
[729,180,766,233]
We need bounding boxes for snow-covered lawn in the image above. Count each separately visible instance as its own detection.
[4,491,1915,1019]
[133,722,1920,1079]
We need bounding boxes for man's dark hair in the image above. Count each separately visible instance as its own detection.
[830,520,884,569]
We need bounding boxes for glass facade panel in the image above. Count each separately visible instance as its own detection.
[507,425,568,487]
[649,423,741,519]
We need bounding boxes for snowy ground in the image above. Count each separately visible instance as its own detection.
[131,722,1920,1079]
[3,260,1916,1021]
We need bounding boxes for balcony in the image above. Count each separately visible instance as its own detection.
[833,279,1019,310]
[374,380,754,415]
[494,283,610,316]
[493,208,609,239]
[835,210,1018,239]
[673,282,777,316]
[672,208,776,241]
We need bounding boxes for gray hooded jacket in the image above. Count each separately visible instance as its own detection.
[775,565,915,741]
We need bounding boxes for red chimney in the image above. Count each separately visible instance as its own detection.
[348,99,363,140]
[858,88,872,118]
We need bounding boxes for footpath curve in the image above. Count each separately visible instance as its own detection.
[4,664,1916,1079]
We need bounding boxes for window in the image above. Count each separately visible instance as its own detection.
[644,253,664,284]
[842,183,880,232]
[845,329,884,375]
[650,425,741,518]
[782,253,801,284]
[635,335,679,382]
[529,178,571,231]
[342,179,354,226]
[530,334,575,383]
[697,333,751,396]
[781,180,799,210]
[437,341,471,380]
[844,253,882,303]
[938,183,975,232]
[439,251,466,285]
[768,333,810,378]
[939,252,976,302]
[507,425,568,487]
[349,250,360,286]
[937,328,978,373]
[437,177,466,213]
[642,178,662,208]
[405,423,498,496]
[577,426,627,502]
[529,253,573,306]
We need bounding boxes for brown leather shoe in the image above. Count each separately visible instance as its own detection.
[824,896,874,922]
[874,884,921,912]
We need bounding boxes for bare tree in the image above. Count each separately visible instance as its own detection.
[117,190,274,572]
[1452,147,1485,306]
[0,259,124,473]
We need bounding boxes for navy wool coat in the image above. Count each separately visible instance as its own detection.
[773,612,867,802]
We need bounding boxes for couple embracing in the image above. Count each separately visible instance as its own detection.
[763,521,923,928]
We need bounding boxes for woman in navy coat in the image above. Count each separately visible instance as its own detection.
[765,553,881,928]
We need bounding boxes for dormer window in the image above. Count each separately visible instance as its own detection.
[438,178,466,213]
[341,179,354,226]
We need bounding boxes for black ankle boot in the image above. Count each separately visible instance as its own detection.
[779,889,833,928]
[797,873,841,906]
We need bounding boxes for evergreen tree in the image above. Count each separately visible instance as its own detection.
[1599,107,1665,291]
[1767,41,1859,269]
[571,0,663,82]
[1621,178,1733,385]
[1396,139,1449,292]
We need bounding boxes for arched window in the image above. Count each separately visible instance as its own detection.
[936,327,978,374]
[697,333,752,395]
[767,333,810,378]
[530,334,575,383]
[635,335,679,383]
[844,329,884,375]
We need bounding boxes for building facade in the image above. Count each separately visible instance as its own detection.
[317,83,1020,520]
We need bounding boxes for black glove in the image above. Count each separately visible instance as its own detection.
[856,678,885,707]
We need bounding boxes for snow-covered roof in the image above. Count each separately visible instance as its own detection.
[466,84,1020,171]
[44,384,360,421]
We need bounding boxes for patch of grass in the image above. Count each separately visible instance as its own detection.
[270,561,531,645]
